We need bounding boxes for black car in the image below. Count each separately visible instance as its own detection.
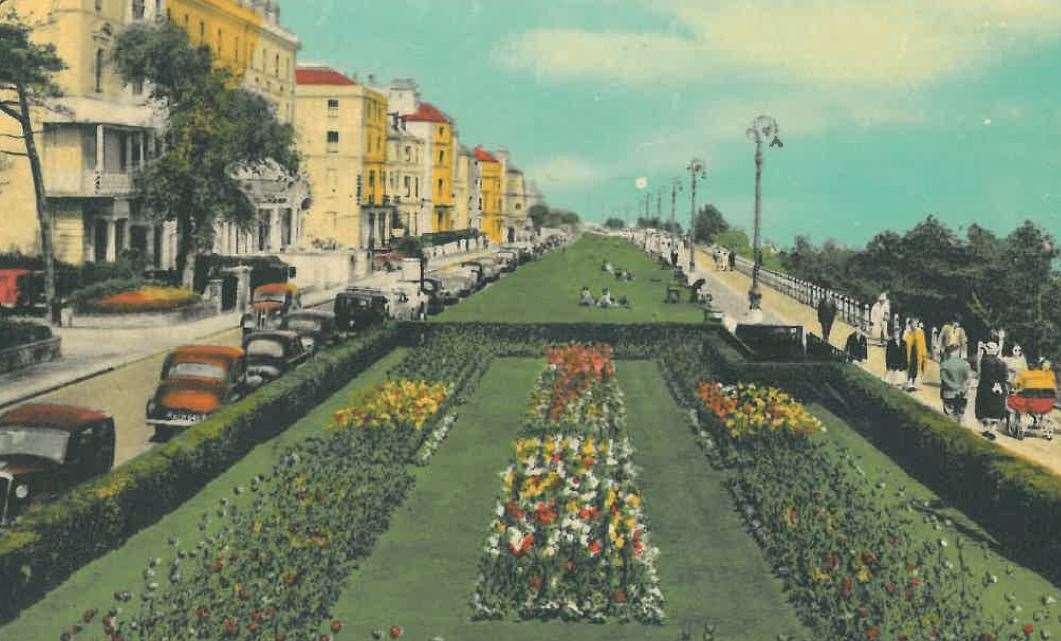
[280,310,338,353]
[334,288,390,331]
[242,330,310,388]
[0,403,115,525]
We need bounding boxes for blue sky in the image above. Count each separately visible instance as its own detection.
[282,0,1061,248]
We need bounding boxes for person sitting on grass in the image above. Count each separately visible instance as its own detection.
[601,260,614,273]
[579,286,594,306]
[597,288,613,308]
[618,295,631,309]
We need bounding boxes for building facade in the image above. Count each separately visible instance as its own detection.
[503,165,529,243]
[0,0,305,267]
[473,146,503,243]
[453,143,472,231]
[385,115,427,238]
[359,82,391,249]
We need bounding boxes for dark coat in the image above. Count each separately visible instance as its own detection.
[976,354,1009,420]
[817,297,837,324]
[845,332,868,362]
[885,337,905,371]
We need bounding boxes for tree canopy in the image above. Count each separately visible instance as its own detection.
[529,204,580,228]
[691,204,729,244]
[603,217,625,230]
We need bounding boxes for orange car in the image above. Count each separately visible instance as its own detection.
[241,282,301,335]
[146,345,248,439]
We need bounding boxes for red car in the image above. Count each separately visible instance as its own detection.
[146,345,248,440]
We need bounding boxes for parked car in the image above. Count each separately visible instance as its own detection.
[241,282,301,336]
[0,268,45,312]
[280,309,338,353]
[389,282,430,320]
[0,403,115,525]
[428,270,472,302]
[334,288,390,331]
[477,257,503,281]
[242,330,310,388]
[195,254,296,295]
[415,277,448,314]
[459,262,486,290]
[495,250,519,272]
[146,345,248,440]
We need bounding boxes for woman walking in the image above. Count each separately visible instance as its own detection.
[904,319,928,391]
[976,341,1009,440]
[885,327,906,387]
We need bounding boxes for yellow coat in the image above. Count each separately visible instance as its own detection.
[904,329,928,370]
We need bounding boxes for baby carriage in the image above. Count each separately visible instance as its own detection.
[1005,366,1056,440]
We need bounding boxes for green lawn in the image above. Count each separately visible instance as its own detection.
[0,348,409,641]
[810,403,1060,627]
[433,234,703,323]
[330,359,806,641]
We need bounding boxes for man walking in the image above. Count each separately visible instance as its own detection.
[817,293,838,343]
[939,343,973,420]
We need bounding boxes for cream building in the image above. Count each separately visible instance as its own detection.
[295,65,391,250]
[385,115,427,237]
[0,0,304,269]
[452,141,472,231]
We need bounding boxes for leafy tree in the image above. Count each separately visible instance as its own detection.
[112,22,299,287]
[528,203,580,229]
[527,204,550,228]
[0,3,66,319]
[692,204,729,243]
[603,217,625,230]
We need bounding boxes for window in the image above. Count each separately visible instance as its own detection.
[132,0,145,20]
[326,130,339,153]
[274,53,280,77]
[437,178,443,196]
[216,29,223,55]
[327,98,339,115]
[198,21,204,44]
[95,49,104,92]
[438,150,444,163]
[415,177,419,198]
[368,170,375,191]
[95,0,102,11]
[404,145,411,162]
[403,175,410,197]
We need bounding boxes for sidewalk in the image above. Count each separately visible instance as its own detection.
[690,245,1061,477]
[0,247,498,410]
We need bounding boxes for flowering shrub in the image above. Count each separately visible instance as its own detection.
[473,344,665,624]
[332,379,448,431]
[87,285,200,314]
[697,381,822,440]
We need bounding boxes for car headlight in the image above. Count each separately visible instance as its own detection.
[14,484,29,500]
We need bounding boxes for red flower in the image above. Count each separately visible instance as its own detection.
[534,502,557,525]
[389,625,404,639]
[222,618,238,637]
[612,590,627,603]
[883,581,896,595]
[588,540,602,556]
[1023,624,1034,638]
[840,576,853,599]
[509,533,535,556]
[910,577,923,587]
[330,620,343,633]
[505,500,525,521]
[861,551,878,566]
[195,606,210,621]
[866,626,880,640]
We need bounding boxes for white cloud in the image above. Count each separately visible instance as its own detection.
[496,0,1061,87]
[525,155,603,186]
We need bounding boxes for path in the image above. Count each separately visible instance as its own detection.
[690,245,1061,478]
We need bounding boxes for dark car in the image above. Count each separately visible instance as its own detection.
[146,345,248,440]
[334,288,390,332]
[280,310,338,353]
[241,282,301,336]
[242,330,310,388]
[195,254,296,294]
[0,403,115,525]
[416,277,449,314]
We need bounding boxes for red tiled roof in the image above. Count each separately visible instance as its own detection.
[474,146,498,163]
[404,101,451,124]
[296,67,356,86]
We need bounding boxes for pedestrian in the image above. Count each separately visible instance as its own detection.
[870,293,889,344]
[844,327,869,363]
[885,326,906,387]
[727,249,736,271]
[953,319,968,360]
[939,342,973,421]
[597,288,613,308]
[817,293,838,343]
[1003,344,1028,383]
[975,341,1008,440]
[930,326,940,361]
[904,319,928,391]
[670,244,679,268]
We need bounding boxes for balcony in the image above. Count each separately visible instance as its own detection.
[47,170,137,198]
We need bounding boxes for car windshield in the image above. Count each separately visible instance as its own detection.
[0,426,69,463]
[254,292,286,304]
[168,362,227,380]
[285,318,319,332]
[246,339,284,358]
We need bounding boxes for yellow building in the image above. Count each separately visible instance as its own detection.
[295,66,391,250]
[0,0,302,266]
[402,102,454,233]
[474,146,503,243]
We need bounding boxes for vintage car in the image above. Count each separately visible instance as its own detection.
[241,282,301,335]
[0,403,115,525]
[458,262,486,290]
[280,309,338,353]
[334,288,390,331]
[476,257,503,282]
[146,345,248,439]
[495,250,519,273]
[427,270,470,303]
[389,282,430,320]
[242,330,310,387]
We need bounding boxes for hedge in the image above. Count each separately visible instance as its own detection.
[0,320,52,351]
[0,325,403,623]
[666,327,1061,585]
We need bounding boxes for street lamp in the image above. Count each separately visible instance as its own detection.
[745,115,783,322]
[687,158,706,272]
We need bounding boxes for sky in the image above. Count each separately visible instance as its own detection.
[282,0,1061,248]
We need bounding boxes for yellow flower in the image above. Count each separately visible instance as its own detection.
[624,494,641,509]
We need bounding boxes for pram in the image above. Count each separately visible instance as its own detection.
[1005,389,1055,440]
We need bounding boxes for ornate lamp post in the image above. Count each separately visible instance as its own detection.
[745,115,783,321]
[687,158,705,272]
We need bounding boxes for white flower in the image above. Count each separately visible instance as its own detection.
[495,502,504,517]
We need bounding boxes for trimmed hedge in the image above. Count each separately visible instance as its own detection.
[0,325,403,623]
[665,327,1061,585]
[0,320,52,351]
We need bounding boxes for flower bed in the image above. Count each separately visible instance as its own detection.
[87,285,200,314]
[472,344,665,624]
[52,330,490,641]
[690,377,1048,641]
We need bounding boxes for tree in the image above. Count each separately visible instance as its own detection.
[528,203,580,229]
[0,4,66,321]
[112,22,299,287]
[692,204,729,244]
[603,217,625,230]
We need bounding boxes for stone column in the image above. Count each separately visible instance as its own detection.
[268,208,281,251]
[230,266,252,313]
[95,125,105,172]
[207,278,223,314]
[105,218,117,262]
